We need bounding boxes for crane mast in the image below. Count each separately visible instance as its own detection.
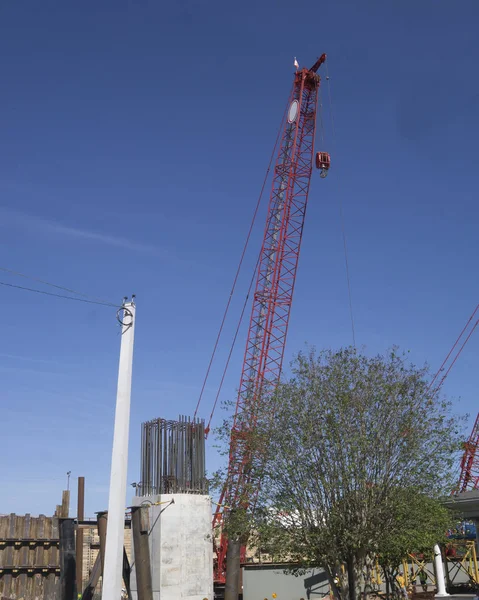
[213,55,327,585]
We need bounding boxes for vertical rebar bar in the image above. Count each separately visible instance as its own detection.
[139,416,206,496]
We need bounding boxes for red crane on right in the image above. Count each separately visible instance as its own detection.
[427,302,479,495]
[456,412,479,494]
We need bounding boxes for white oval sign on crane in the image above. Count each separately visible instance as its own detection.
[288,99,299,123]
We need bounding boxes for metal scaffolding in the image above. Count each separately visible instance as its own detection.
[138,415,207,496]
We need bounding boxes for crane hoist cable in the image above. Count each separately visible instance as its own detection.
[193,98,291,422]
[325,60,356,347]
[318,86,325,147]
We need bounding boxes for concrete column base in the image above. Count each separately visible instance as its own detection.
[130,494,213,600]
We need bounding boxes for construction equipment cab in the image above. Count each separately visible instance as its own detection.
[316,151,331,178]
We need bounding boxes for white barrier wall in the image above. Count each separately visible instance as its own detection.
[130,494,213,600]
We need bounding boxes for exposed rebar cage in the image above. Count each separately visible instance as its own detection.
[138,415,207,496]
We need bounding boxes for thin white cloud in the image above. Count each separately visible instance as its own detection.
[0,352,62,365]
[0,364,62,377]
[42,220,163,254]
[0,208,166,255]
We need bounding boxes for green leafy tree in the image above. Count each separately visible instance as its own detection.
[213,346,463,600]
[376,490,452,598]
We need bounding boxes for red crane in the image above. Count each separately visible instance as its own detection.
[212,54,329,590]
[425,302,479,495]
[456,412,479,493]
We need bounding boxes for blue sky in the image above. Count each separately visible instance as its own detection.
[1,1,478,517]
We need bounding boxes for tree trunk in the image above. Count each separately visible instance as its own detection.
[224,538,241,600]
[384,568,390,600]
[347,557,357,600]
[323,565,341,600]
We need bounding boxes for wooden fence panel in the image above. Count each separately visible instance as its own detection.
[0,514,60,600]
[1,510,131,600]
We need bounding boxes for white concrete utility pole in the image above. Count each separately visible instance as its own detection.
[433,543,449,597]
[102,298,136,600]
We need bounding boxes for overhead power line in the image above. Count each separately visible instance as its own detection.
[0,280,119,308]
[0,266,115,306]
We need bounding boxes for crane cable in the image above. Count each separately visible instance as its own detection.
[201,70,338,432]
[204,69,334,433]
[193,98,290,422]
[426,302,479,395]
[205,253,261,435]
[318,86,325,147]
[325,61,356,347]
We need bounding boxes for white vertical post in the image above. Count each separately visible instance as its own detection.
[434,544,449,597]
[102,300,136,600]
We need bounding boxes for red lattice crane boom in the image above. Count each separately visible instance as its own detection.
[427,302,479,496]
[212,54,328,585]
[456,412,479,493]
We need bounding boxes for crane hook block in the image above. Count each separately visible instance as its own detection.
[315,151,331,178]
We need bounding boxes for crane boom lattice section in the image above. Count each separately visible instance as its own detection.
[213,61,324,583]
[227,73,318,507]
